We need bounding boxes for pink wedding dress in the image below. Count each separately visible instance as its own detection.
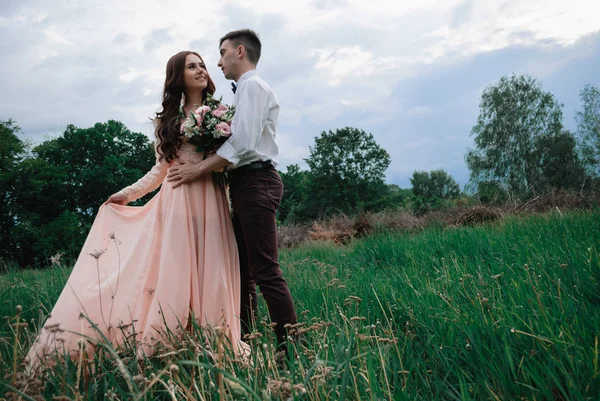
[27,142,247,363]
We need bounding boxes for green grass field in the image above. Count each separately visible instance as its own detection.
[1,209,599,400]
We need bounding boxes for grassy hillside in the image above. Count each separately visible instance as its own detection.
[1,209,599,400]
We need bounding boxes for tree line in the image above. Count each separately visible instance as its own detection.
[279,76,599,219]
[1,74,599,267]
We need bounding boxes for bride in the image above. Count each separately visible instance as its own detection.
[27,51,247,363]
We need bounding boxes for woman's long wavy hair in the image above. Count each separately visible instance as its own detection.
[154,51,216,163]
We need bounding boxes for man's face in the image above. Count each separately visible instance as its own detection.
[218,39,238,80]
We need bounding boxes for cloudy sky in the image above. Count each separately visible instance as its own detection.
[1,0,599,188]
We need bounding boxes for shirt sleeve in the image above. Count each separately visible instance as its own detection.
[217,81,270,166]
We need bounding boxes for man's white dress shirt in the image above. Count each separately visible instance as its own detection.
[216,70,280,168]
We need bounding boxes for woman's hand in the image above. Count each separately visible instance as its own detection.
[103,193,129,206]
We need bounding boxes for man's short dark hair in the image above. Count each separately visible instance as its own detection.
[220,29,262,65]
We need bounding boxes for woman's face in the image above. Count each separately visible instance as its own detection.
[183,53,208,94]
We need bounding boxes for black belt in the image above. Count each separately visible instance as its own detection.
[232,160,273,173]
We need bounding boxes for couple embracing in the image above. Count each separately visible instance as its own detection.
[27,29,298,365]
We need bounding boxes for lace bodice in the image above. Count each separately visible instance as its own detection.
[117,142,205,202]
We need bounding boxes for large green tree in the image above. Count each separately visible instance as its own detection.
[411,169,460,200]
[575,84,600,179]
[31,120,156,222]
[465,74,564,199]
[410,169,460,213]
[0,120,27,260]
[535,129,585,192]
[8,120,156,266]
[382,184,412,209]
[298,127,391,220]
[278,164,308,223]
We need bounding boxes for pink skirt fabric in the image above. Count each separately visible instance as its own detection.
[27,173,246,362]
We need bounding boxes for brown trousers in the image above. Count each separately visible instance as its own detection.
[229,165,298,347]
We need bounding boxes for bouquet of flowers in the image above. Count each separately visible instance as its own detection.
[179,93,235,187]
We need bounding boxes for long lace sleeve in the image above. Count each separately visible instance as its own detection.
[117,148,169,203]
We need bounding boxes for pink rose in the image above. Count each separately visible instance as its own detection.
[195,105,211,115]
[212,103,229,118]
[215,121,232,137]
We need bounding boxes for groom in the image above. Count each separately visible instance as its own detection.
[167,29,298,353]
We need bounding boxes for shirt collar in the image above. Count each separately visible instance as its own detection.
[236,69,258,85]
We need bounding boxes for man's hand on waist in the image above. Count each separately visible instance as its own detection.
[166,154,231,189]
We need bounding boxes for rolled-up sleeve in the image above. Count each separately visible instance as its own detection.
[217,81,270,167]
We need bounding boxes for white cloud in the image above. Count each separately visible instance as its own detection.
[312,46,374,86]
[421,0,600,62]
[43,25,74,47]
[1,0,599,187]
